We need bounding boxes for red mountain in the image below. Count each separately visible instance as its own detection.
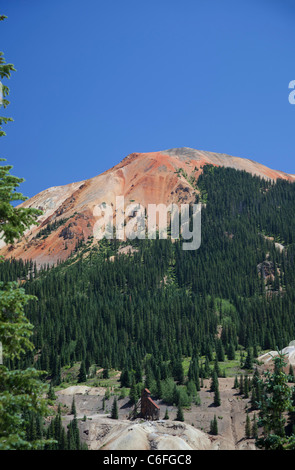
[1,147,294,266]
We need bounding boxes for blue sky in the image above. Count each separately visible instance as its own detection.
[1,0,295,198]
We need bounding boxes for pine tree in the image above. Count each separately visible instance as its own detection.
[216,340,225,362]
[0,39,48,446]
[105,388,111,400]
[210,415,218,435]
[48,381,56,401]
[253,344,258,359]
[156,377,163,399]
[60,426,67,450]
[103,365,109,379]
[129,377,139,405]
[213,375,221,407]
[53,356,61,386]
[252,413,258,439]
[243,348,253,370]
[120,368,131,388]
[173,356,184,384]
[256,352,295,450]
[203,356,211,378]
[250,386,257,410]
[210,370,219,392]
[250,368,261,409]
[71,397,77,417]
[187,380,197,398]
[111,397,118,419]
[214,387,221,407]
[27,412,37,443]
[245,413,251,439]
[243,374,249,398]
[195,392,201,406]
[176,404,184,422]
[239,374,244,395]
[78,361,87,383]
[67,414,81,450]
[164,408,169,420]
[227,342,236,360]
[135,363,142,383]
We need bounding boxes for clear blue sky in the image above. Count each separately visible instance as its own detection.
[1,0,295,198]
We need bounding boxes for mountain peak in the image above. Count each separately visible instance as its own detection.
[0,147,294,266]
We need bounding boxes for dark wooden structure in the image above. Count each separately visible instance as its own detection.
[140,388,160,420]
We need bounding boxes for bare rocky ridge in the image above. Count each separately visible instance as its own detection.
[1,147,294,266]
[79,418,212,451]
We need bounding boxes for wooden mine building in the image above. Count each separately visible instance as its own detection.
[140,388,160,420]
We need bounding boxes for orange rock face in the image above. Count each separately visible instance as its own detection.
[1,147,294,267]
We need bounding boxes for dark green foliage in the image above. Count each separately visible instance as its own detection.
[172,356,184,384]
[245,413,251,439]
[252,413,258,439]
[250,368,262,409]
[213,356,220,377]
[24,411,44,444]
[215,339,225,362]
[210,370,221,406]
[176,404,184,422]
[0,159,42,245]
[78,361,86,383]
[239,375,244,395]
[186,380,197,398]
[243,348,253,370]
[3,167,295,377]
[47,381,56,401]
[243,374,250,398]
[66,415,84,450]
[102,366,109,379]
[111,397,118,419]
[35,218,70,240]
[213,380,221,407]
[195,392,201,406]
[210,370,219,393]
[256,352,295,450]
[188,356,200,391]
[227,342,236,360]
[120,369,131,388]
[161,378,176,405]
[210,415,218,435]
[129,377,139,405]
[71,397,77,417]
[44,406,65,450]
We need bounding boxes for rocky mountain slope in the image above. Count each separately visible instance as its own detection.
[1,148,294,266]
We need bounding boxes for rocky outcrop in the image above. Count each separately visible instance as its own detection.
[75,417,212,451]
[257,342,295,373]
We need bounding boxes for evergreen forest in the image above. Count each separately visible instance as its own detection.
[1,165,295,385]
